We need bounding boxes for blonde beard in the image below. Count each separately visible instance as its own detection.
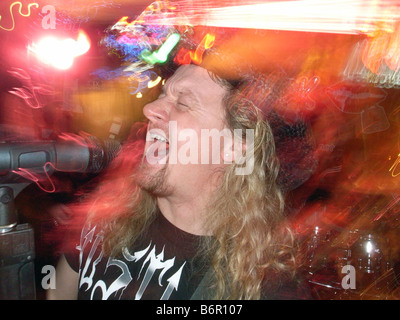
[135,161,174,197]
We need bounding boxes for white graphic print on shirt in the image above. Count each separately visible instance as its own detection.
[77,224,187,300]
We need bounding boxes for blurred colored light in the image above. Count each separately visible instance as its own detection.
[28,30,91,70]
[143,0,400,35]
[140,33,181,65]
[148,76,162,88]
[365,241,373,254]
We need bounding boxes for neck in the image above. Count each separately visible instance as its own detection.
[156,185,216,236]
[155,168,226,236]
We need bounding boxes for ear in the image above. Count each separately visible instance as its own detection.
[221,129,246,164]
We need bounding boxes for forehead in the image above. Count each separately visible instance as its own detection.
[165,64,227,99]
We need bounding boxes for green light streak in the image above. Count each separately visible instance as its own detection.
[140,33,181,65]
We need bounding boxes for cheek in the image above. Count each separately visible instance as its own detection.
[169,112,227,163]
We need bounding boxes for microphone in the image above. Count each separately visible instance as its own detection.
[0,134,121,182]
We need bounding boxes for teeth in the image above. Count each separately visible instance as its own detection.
[149,132,168,143]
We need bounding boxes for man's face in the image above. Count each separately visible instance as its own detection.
[137,64,229,198]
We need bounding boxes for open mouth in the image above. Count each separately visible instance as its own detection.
[145,129,170,164]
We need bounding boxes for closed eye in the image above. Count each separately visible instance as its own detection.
[177,102,189,110]
[177,95,190,106]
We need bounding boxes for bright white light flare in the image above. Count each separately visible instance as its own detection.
[28,30,91,70]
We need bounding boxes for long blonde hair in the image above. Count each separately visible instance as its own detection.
[76,71,296,300]
[200,75,295,299]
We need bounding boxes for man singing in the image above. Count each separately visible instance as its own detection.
[47,63,310,300]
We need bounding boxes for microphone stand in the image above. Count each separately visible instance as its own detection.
[0,138,80,298]
[0,181,36,300]
[0,134,120,299]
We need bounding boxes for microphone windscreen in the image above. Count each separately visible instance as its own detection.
[85,136,121,173]
[103,139,122,168]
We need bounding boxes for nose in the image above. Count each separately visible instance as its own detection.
[143,98,169,124]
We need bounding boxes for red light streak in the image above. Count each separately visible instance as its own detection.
[12,164,56,193]
[174,33,215,65]
[174,47,191,65]
[372,194,400,221]
[8,67,56,109]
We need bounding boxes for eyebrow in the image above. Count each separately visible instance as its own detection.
[179,88,201,103]
[162,82,202,105]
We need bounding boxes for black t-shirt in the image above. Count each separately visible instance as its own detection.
[65,212,210,300]
[65,212,312,300]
